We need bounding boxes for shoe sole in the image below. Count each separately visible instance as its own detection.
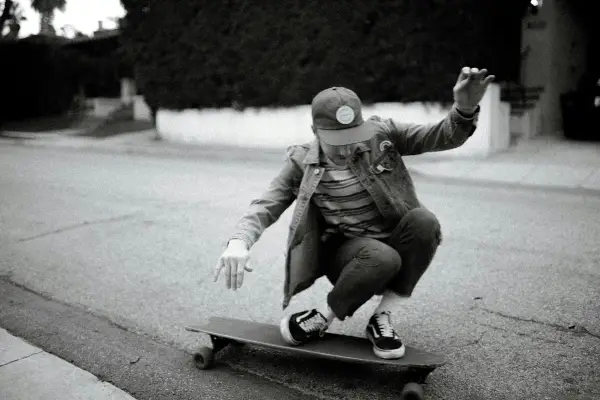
[366,330,406,359]
[280,314,301,346]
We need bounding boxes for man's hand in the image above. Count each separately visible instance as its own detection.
[453,67,495,113]
[213,239,253,290]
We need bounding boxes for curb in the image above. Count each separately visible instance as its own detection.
[3,135,598,196]
[0,135,289,164]
[408,167,600,197]
[0,327,136,400]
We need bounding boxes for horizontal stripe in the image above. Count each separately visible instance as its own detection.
[313,165,391,239]
[319,179,361,191]
[319,203,378,217]
[313,190,371,203]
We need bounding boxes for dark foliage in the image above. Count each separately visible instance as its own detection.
[120,0,529,111]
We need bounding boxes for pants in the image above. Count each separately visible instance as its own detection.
[322,208,442,320]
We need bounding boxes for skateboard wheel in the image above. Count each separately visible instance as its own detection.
[193,346,215,370]
[401,382,424,400]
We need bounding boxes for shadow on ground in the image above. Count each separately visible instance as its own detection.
[211,345,437,397]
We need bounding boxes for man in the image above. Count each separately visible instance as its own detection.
[214,67,494,359]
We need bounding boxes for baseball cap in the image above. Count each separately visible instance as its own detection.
[311,87,377,146]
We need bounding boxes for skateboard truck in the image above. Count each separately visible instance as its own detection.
[193,334,244,370]
[210,334,231,353]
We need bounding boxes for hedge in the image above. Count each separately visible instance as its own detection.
[0,35,131,123]
[65,35,131,98]
[0,37,83,122]
[121,0,528,111]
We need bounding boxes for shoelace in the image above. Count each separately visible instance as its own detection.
[299,313,326,333]
[375,312,395,337]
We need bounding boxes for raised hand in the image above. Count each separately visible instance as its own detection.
[453,67,495,112]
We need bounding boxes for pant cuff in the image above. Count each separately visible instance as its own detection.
[327,292,352,321]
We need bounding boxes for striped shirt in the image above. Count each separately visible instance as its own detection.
[313,163,392,239]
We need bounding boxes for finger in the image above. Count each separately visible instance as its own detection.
[476,68,488,78]
[235,259,250,290]
[225,259,232,289]
[230,259,238,290]
[483,75,495,86]
[466,67,479,81]
[479,69,489,83]
[236,268,244,289]
[458,66,470,82]
[213,259,224,282]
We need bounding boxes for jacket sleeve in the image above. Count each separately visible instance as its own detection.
[227,146,302,249]
[384,104,480,156]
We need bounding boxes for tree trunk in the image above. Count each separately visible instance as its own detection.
[39,10,55,36]
[6,20,20,38]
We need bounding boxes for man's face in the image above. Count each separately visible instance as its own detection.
[320,141,357,165]
[312,125,360,165]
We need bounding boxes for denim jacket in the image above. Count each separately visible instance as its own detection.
[228,105,479,309]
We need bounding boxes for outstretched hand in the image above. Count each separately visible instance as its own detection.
[453,67,495,112]
[213,240,253,290]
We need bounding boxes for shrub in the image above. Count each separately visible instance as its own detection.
[0,37,82,121]
[121,0,528,111]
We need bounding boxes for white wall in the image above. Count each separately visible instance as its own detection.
[133,95,152,121]
[520,0,589,135]
[155,83,510,157]
[496,102,511,150]
[156,102,451,150]
[120,78,136,106]
[90,98,122,117]
[511,92,545,141]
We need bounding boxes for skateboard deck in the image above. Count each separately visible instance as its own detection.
[185,316,445,369]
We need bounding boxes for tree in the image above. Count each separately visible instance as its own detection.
[30,0,66,36]
[0,0,14,34]
[1,0,26,39]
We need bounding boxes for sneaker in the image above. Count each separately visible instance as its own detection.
[280,309,328,346]
[366,311,406,359]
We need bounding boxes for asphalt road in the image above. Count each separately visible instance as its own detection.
[1,144,599,400]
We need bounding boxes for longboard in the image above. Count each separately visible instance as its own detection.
[186,316,445,400]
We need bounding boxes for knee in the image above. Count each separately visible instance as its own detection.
[403,208,442,244]
[355,243,402,271]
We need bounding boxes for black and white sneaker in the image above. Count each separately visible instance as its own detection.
[366,311,406,359]
[280,309,329,346]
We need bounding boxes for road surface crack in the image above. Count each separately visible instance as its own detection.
[476,323,564,344]
[0,350,43,368]
[476,306,600,340]
[455,332,486,348]
[17,214,138,243]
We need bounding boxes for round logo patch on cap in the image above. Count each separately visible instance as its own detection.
[336,106,355,124]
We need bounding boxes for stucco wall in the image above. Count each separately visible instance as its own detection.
[150,83,510,158]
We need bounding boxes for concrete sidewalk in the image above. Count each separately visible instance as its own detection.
[404,158,600,192]
[2,129,599,193]
[404,136,600,191]
[0,328,136,400]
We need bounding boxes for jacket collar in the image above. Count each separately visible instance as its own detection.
[302,139,370,165]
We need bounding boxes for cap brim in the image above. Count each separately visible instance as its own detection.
[316,120,377,146]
